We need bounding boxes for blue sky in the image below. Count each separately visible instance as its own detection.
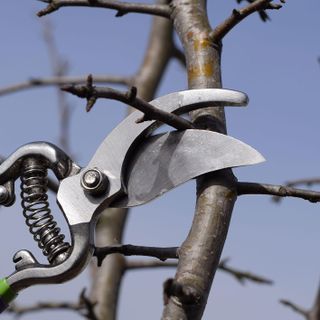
[0,1,320,319]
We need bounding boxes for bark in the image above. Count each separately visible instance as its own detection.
[162,1,237,319]
[89,3,175,319]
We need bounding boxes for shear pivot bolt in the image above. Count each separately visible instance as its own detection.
[81,168,108,196]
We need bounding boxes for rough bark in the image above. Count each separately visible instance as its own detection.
[162,1,237,319]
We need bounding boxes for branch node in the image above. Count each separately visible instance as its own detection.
[163,279,201,306]
[126,86,137,102]
[37,2,59,17]
[115,10,127,17]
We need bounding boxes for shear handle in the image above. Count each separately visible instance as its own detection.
[5,223,94,293]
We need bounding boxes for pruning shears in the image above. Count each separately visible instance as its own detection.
[0,88,264,312]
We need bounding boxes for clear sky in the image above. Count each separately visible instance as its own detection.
[0,1,320,319]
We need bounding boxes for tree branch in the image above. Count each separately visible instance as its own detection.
[37,0,171,18]
[7,289,98,320]
[211,0,285,42]
[280,299,310,319]
[162,1,238,318]
[285,178,320,188]
[94,245,179,267]
[0,75,131,97]
[218,258,273,285]
[125,258,273,286]
[237,182,320,203]
[280,281,320,320]
[62,78,195,130]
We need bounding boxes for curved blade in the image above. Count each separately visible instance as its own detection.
[58,89,248,225]
[112,129,265,208]
[87,88,248,197]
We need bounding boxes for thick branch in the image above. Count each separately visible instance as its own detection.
[237,182,320,203]
[62,80,195,130]
[37,0,171,18]
[0,75,131,97]
[162,1,237,318]
[211,0,284,42]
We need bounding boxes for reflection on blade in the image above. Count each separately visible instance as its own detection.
[112,129,265,208]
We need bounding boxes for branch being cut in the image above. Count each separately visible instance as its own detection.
[237,182,320,203]
[211,0,285,42]
[62,77,195,130]
[37,0,171,18]
[0,75,131,97]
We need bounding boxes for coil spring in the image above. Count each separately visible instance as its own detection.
[20,157,70,264]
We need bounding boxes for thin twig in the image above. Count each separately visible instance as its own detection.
[211,0,284,42]
[0,75,131,97]
[280,281,320,320]
[7,289,98,320]
[125,258,273,286]
[218,258,273,285]
[285,178,320,188]
[7,301,82,315]
[280,299,310,319]
[94,244,179,267]
[237,182,320,203]
[62,78,195,130]
[37,0,171,18]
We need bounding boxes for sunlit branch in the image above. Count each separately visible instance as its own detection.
[237,182,320,203]
[37,0,171,18]
[211,0,285,42]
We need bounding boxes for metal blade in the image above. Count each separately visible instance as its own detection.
[112,129,265,208]
[58,89,249,225]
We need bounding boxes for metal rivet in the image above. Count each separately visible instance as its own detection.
[81,168,108,196]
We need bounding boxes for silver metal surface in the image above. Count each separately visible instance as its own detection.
[7,223,94,292]
[58,88,249,225]
[81,168,109,196]
[113,130,265,207]
[2,88,260,295]
[13,250,38,271]
[0,142,76,183]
